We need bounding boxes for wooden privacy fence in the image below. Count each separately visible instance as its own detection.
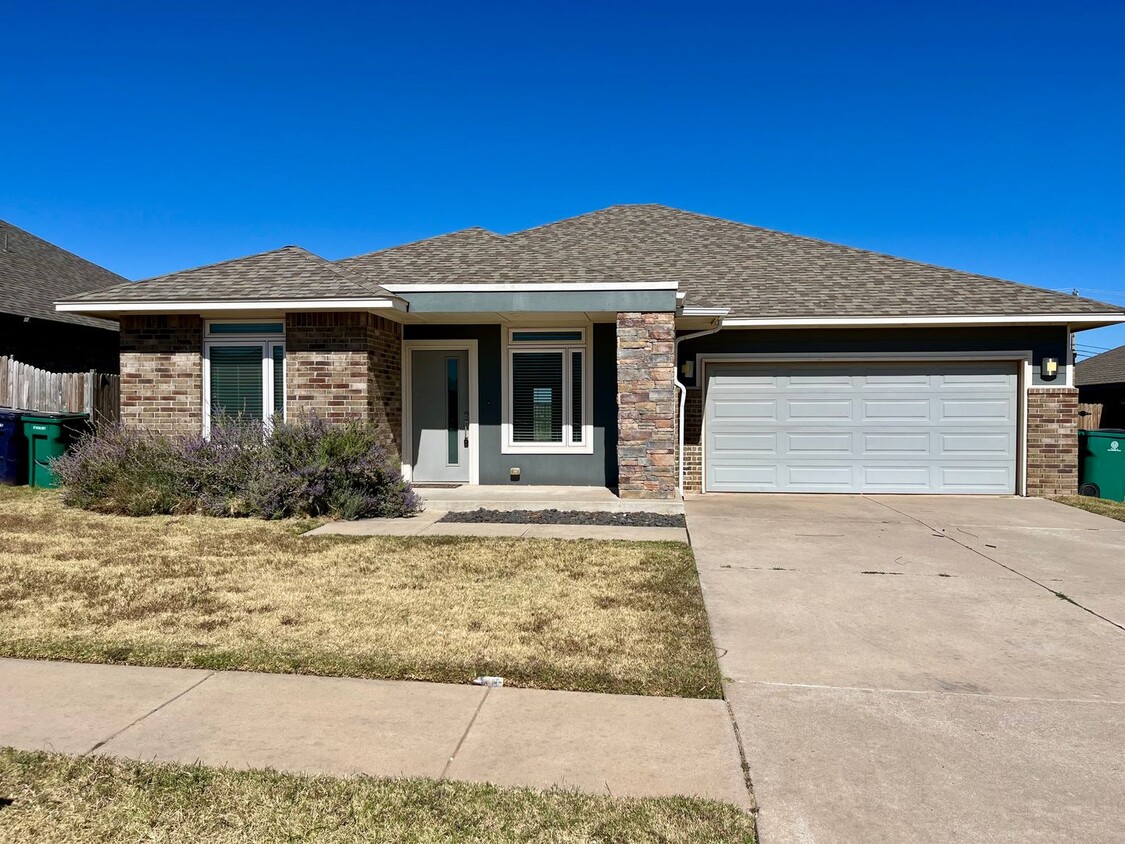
[0,356,120,423]
[1077,403,1104,431]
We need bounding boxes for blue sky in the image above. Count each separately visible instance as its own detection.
[3,1,1123,356]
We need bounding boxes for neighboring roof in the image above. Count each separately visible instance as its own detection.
[339,226,633,284]
[61,246,397,304]
[1,219,123,330]
[504,205,1122,318]
[1076,346,1125,387]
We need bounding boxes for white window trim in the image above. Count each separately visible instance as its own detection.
[202,320,286,437]
[501,327,593,455]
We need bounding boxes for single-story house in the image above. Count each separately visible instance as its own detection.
[56,205,1125,499]
[1076,345,1125,428]
[2,219,122,372]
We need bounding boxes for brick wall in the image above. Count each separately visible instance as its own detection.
[119,315,203,435]
[682,388,703,493]
[1026,387,1078,497]
[616,312,677,499]
[285,312,402,457]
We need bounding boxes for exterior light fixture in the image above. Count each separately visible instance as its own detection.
[681,360,695,379]
[1041,357,1059,379]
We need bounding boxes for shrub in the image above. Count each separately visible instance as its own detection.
[52,416,422,520]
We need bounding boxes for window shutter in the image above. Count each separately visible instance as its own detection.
[210,345,264,422]
[512,351,563,442]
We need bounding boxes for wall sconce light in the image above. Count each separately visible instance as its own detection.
[1041,357,1059,379]
[680,360,695,379]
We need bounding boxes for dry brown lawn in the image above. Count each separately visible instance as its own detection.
[1054,494,1125,523]
[0,487,720,698]
[0,748,755,843]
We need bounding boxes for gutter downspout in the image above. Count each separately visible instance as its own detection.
[674,318,724,498]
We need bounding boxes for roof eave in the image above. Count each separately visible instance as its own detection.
[55,296,409,320]
[719,313,1125,329]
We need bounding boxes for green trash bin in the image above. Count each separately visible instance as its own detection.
[1078,429,1125,503]
[22,413,89,488]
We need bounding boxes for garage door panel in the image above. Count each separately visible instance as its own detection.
[861,399,931,421]
[786,399,854,420]
[939,399,1013,421]
[786,432,854,455]
[862,432,932,455]
[705,361,1017,494]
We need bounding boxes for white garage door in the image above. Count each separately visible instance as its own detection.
[704,360,1019,494]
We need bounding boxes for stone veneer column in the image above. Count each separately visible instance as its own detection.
[285,312,402,458]
[616,312,677,499]
[1026,387,1078,497]
[119,315,203,435]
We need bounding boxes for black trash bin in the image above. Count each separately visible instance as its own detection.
[0,408,29,485]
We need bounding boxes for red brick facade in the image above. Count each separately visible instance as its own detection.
[119,315,203,435]
[1026,387,1078,497]
[285,312,402,457]
[681,387,703,493]
[616,312,677,499]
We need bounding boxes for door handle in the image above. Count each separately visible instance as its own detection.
[462,411,469,448]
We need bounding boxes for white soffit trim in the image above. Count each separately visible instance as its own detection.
[382,281,679,292]
[720,313,1125,328]
[680,306,731,317]
[57,298,407,313]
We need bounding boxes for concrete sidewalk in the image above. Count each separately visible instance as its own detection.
[306,509,688,542]
[0,658,749,807]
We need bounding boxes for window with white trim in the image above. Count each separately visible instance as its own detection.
[203,321,285,434]
[504,328,590,453]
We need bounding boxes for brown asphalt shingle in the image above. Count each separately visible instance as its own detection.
[62,246,397,303]
[1,219,123,330]
[1076,346,1125,387]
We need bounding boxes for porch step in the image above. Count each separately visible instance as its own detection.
[414,485,685,515]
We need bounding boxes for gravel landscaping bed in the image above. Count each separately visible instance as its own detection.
[439,509,686,528]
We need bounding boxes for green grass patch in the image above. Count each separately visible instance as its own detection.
[1052,495,1125,523]
[0,748,754,843]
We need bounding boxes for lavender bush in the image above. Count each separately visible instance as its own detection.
[52,416,421,520]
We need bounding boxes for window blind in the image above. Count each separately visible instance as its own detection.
[271,345,285,416]
[571,350,583,443]
[210,345,264,422]
[512,351,563,442]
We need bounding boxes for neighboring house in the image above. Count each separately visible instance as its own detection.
[1076,345,1125,428]
[56,205,1125,500]
[1,219,122,372]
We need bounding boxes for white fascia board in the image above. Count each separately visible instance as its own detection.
[680,306,731,317]
[382,281,679,292]
[719,313,1125,328]
[56,298,407,314]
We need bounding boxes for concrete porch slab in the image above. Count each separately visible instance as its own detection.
[306,518,688,542]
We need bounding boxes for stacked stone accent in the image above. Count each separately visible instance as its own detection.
[285,312,402,457]
[1026,387,1078,497]
[681,388,703,493]
[616,312,677,499]
[119,315,203,435]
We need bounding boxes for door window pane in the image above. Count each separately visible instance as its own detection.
[210,345,264,422]
[272,345,285,417]
[571,350,583,443]
[446,356,460,465]
[512,352,563,443]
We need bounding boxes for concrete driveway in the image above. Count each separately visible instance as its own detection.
[687,495,1125,844]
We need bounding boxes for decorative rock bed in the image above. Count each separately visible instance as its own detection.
[437,508,686,528]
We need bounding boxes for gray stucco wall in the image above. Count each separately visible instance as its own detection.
[401,290,676,314]
[677,326,1070,387]
[403,323,618,486]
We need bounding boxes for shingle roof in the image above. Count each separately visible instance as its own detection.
[62,246,397,303]
[1076,346,1125,387]
[1,219,123,330]
[339,226,628,284]
[504,205,1121,318]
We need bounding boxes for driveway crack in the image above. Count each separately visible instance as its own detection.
[865,497,1125,634]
